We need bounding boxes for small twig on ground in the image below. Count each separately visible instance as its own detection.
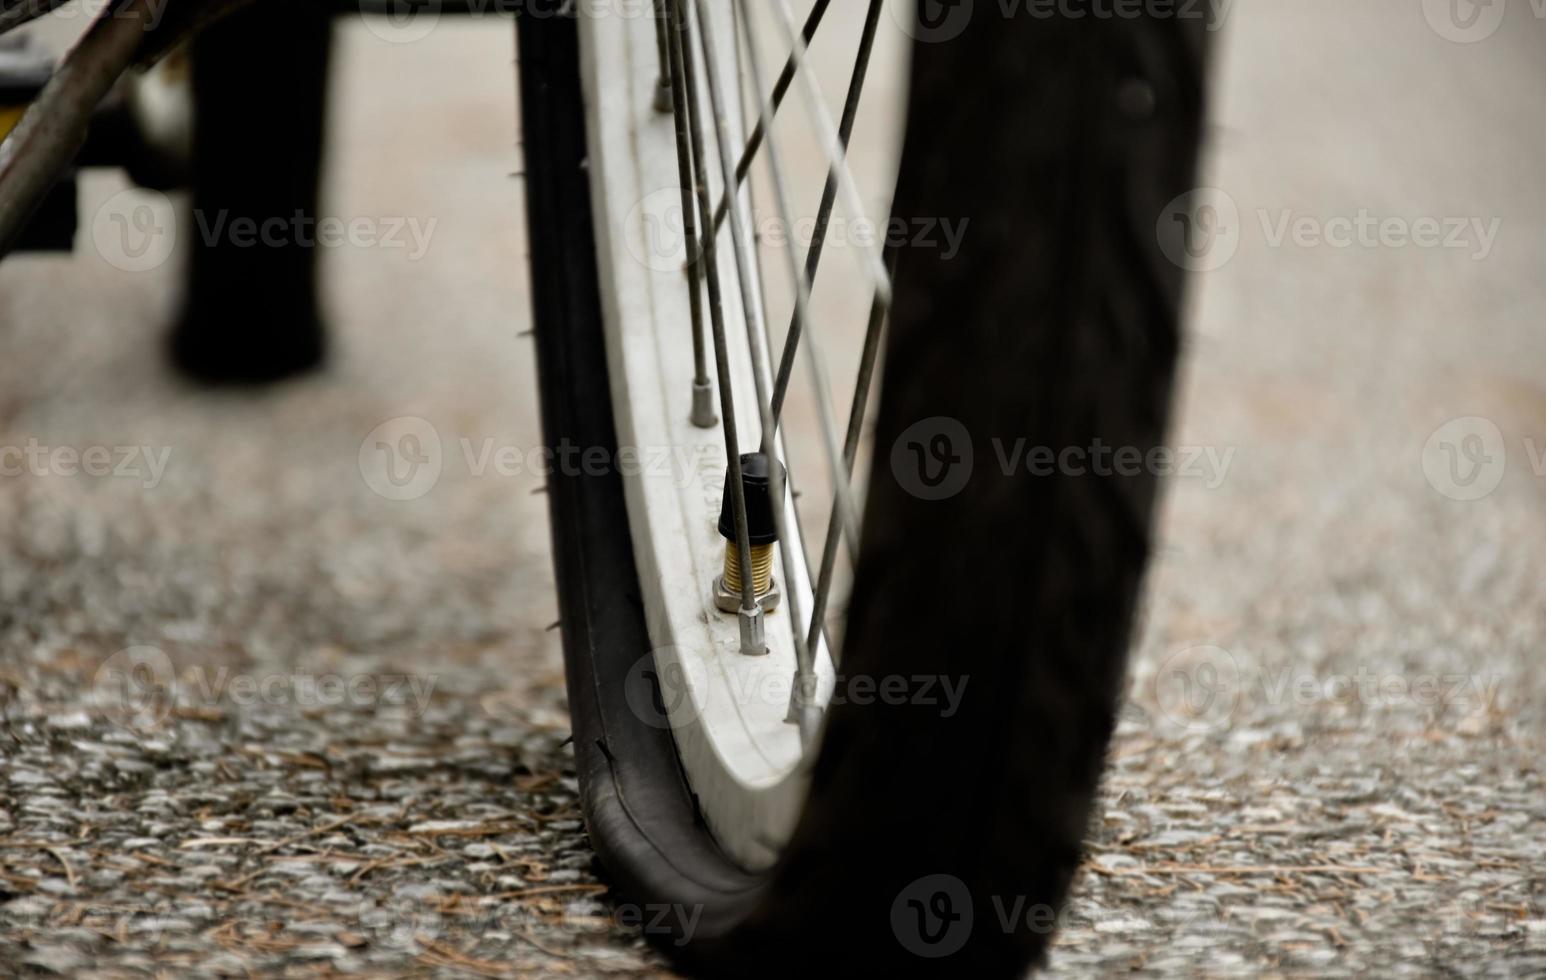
[43,846,76,889]
[1090,863,1391,877]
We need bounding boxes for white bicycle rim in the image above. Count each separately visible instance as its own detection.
[577,7,838,871]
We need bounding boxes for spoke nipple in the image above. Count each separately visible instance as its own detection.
[690,379,717,428]
[784,676,823,744]
[737,604,766,657]
[783,668,820,724]
[653,76,674,114]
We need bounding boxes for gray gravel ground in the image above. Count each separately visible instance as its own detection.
[2,2,1545,977]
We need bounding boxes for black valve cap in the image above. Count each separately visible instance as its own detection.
[717,452,784,546]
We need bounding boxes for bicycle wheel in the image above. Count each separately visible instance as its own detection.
[519,1,1209,973]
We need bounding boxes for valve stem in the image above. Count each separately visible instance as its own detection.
[713,453,782,620]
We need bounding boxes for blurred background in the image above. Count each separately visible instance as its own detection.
[0,0,1543,975]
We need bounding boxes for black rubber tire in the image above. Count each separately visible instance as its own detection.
[520,4,1209,976]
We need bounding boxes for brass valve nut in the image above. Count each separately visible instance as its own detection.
[713,452,782,614]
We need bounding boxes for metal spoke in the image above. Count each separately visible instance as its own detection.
[656,0,905,737]
[765,0,892,310]
[732,0,861,570]
[650,0,675,113]
[769,0,886,428]
[688,0,774,448]
[698,0,831,255]
[733,0,868,718]
[804,261,893,663]
[730,0,841,669]
[662,0,715,427]
[665,0,761,651]
[690,0,828,740]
